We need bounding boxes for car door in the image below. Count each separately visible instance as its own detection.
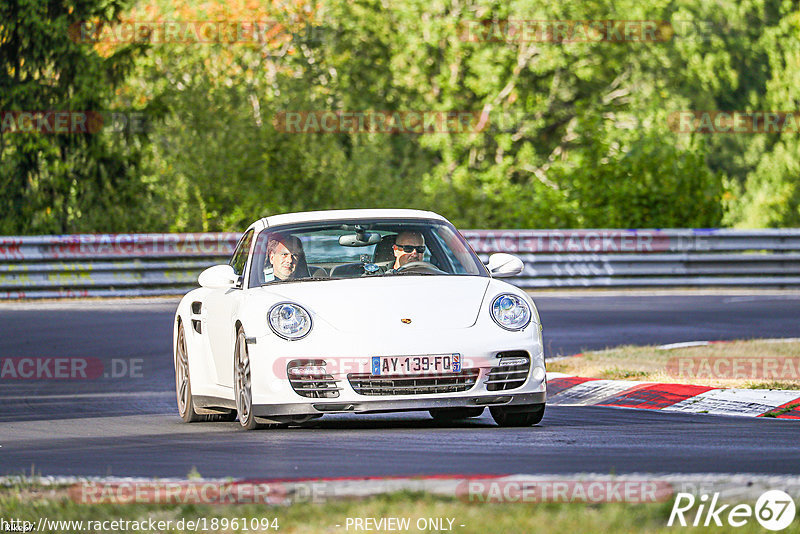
[205,229,253,388]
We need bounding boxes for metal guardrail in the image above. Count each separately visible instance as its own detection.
[1,229,799,298]
[0,233,238,299]
[462,229,800,288]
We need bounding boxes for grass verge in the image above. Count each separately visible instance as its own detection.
[548,339,800,389]
[1,484,794,534]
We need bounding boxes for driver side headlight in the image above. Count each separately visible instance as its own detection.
[268,302,312,340]
[490,294,531,331]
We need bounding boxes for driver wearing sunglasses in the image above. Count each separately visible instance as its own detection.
[392,231,426,270]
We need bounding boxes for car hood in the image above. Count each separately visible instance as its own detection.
[258,275,491,332]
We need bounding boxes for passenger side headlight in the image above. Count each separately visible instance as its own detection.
[268,302,312,340]
[491,294,531,331]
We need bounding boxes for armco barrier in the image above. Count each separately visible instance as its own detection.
[0,233,238,299]
[462,229,800,288]
[1,229,799,299]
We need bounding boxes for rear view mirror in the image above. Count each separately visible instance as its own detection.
[339,232,382,247]
[198,264,239,289]
[486,253,524,277]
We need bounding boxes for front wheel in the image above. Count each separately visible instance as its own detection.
[234,328,263,430]
[490,403,545,427]
[175,322,203,423]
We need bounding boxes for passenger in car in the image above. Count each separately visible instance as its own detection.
[266,234,308,281]
[391,231,426,270]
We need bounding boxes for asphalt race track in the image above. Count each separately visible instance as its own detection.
[1,293,799,479]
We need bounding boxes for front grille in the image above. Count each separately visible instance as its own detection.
[486,351,530,391]
[287,359,341,398]
[348,369,480,396]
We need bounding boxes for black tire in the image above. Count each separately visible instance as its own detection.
[234,327,264,430]
[175,321,204,423]
[490,403,545,427]
[429,407,484,421]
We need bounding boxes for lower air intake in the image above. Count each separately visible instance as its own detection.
[287,359,341,398]
[486,351,530,391]
[348,369,480,396]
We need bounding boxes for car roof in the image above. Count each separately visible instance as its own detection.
[260,209,448,228]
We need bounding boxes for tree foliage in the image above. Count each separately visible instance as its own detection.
[0,0,153,233]
[3,0,799,233]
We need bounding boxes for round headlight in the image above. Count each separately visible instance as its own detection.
[268,302,312,340]
[491,294,531,331]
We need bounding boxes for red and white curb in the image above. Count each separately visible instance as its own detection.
[547,373,800,418]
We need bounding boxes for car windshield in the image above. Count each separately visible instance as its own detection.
[247,218,487,287]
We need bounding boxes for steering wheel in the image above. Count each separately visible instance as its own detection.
[396,261,446,274]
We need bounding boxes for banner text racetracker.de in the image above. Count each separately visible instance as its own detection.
[1,229,800,298]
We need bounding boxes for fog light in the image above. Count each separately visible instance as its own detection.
[499,356,529,367]
[288,361,328,377]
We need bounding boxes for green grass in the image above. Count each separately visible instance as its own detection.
[745,380,800,390]
[2,484,798,533]
[599,367,650,380]
[762,402,800,418]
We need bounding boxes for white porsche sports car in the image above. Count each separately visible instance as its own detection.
[173,209,546,429]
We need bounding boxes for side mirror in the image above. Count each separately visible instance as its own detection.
[198,264,239,289]
[486,253,524,278]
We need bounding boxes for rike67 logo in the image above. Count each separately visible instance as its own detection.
[669,490,796,531]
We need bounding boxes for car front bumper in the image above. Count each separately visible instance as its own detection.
[251,391,546,417]
[245,324,547,419]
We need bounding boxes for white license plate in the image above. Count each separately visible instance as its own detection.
[371,354,461,376]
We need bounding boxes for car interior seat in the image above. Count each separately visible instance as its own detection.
[372,234,397,265]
